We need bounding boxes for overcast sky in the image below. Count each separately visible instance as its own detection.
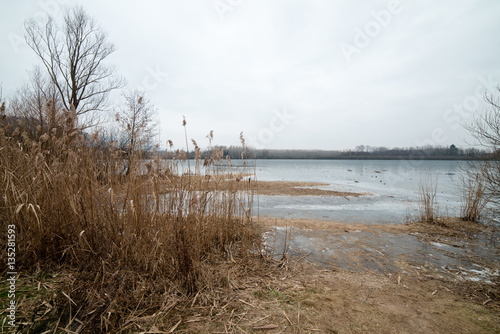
[1,0,500,150]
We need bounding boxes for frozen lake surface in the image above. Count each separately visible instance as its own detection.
[255,159,468,224]
[254,159,499,276]
[264,226,500,278]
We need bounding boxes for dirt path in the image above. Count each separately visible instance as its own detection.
[217,261,500,333]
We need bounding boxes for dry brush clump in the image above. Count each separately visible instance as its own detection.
[417,171,491,226]
[0,101,262,332]
[417,177,441,224]
[461,171,491,222]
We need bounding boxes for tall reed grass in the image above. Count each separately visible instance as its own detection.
[0,101,260,331]
[461,172,490,222]
[417,177,440,224]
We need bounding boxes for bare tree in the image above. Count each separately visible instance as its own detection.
[467,87,500,205]
[355,145,365,152]
[24,6,123,128]
[115,90,158,175]
[8,67,64,137]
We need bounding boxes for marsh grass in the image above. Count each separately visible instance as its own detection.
[461,172,491,222]
[417,177,440,224]
[0,102,262,332]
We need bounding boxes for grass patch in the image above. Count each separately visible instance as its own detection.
[254,288,293,304]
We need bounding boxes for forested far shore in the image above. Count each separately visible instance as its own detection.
[161,144,495,161]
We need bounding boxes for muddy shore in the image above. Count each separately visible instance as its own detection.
[252,180,367,197]
[246,215,500,333]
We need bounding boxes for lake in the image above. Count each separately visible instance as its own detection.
[253,159,468,224]
[176,158,499,274]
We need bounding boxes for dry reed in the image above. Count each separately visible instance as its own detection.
[461,172,490,222]
[417,177,440,224]
[0,102,261,332]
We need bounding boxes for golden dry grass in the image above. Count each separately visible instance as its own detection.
[461,173,491,222]
[417,177,440,224]
[0,104,264,332]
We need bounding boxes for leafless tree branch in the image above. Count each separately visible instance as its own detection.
[466,87,500,205]
[24,6,124,128]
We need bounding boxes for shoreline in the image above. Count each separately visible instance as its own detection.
[253,180,367,197]
[255,215,499,284]
[255,215,490,236]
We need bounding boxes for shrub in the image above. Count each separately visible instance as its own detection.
[417,178,440,224]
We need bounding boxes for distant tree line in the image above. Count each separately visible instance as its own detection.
[169,144,491,161]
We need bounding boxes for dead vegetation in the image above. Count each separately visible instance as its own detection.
[461,172,492,222]
[4,258,499,333]
[410,216,489,236]
[416,173,494,231]
[0,102,266,332]
[417,177,440,225]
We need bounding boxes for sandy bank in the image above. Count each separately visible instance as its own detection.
[253,180,367,197]
[256,216,489,237]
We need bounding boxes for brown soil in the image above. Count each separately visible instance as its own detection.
[253,181,366,197]
[256,216,490,238]
[162,177,365,197]
[215,261,500,334]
